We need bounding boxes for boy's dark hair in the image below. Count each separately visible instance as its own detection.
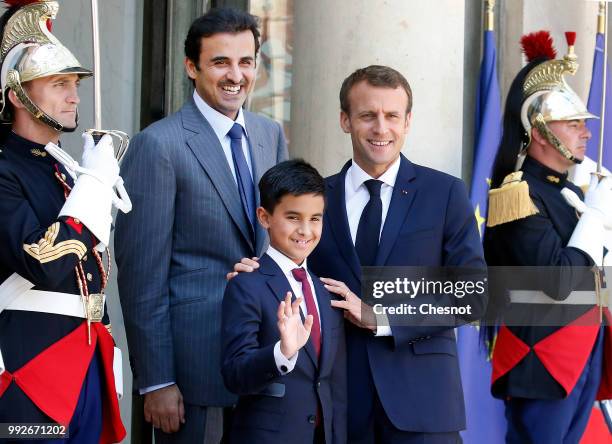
[259,159,325,213]
[339,65,413,115]
[184,7,261,68]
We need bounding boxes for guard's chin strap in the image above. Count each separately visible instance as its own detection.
[533,114,583,165]
[6,69,78,133]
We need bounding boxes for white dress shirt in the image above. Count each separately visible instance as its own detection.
[267,246,321,375]
[345,157,401,337]
[192,90,253,183]
[140,92,255,396]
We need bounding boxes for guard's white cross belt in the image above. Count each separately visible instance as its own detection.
[0,273,123,399]
[509,289,609,306]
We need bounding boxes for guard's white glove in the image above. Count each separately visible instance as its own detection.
[81,133,119,187]
[566,175,612,265]
[58,134,118,250]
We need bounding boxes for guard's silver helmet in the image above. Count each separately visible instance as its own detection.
[0,1,92,131]
[520,32,597,164]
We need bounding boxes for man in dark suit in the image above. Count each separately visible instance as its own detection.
[114,8,287,443]
[311,65,485,444]
[232,65,485,443]
[222,160,346,444]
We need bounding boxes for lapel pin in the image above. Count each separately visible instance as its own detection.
[401,190,408,195]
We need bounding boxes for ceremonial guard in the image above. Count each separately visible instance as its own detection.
[484,31,612,442]
[0,1,126,442]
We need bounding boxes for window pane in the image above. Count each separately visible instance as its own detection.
[249,0,294,144]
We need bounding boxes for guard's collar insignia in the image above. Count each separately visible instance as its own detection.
[521,156,567,187]
[30,148,47,158]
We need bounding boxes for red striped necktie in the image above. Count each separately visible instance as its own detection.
[291,267,321,359]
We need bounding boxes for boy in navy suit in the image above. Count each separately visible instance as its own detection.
[222,159,347,444]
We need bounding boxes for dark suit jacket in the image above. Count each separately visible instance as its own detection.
[309,155,485,435]
[222,254,347,444]
[115,98,288,406]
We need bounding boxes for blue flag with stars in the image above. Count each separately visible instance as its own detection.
[586,32,612,170]
[457,28,506,444]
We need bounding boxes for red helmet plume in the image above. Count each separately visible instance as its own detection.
[2,1,51,31]
[520,30,557,62]
[3,0,40,6]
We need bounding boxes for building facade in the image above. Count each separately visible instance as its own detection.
[52,0,607,441]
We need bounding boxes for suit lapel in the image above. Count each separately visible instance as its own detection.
[244,112,269,255]
[261,255,318,369]
[326,161,361,283]
[375,155,417,266]
[181,99,254,252]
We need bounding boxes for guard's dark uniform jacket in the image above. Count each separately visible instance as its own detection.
[0,132,125,443]
[484,156,612,401]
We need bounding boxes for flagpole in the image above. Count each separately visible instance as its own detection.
[484,0,495,32]
[598,1,608,174]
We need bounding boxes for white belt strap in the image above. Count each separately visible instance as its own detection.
[6,290,89,318]
[509,290,609,306]
[0,272,35,312]
[0,273,35,374]
[0,273,121,400]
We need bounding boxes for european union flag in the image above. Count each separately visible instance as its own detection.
[586,32,612,170]
[470,30,502,237]
[457,28,506,444]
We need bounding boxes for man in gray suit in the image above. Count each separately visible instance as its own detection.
[114,8,287,443]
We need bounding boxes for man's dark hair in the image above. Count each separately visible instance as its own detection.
[259,159,325,214]
[339,65,413,115]
[184,7,261,68]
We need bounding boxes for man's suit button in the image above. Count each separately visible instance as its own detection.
[280,365,288,373]
[308,415,316,424]
[316,381,321,388]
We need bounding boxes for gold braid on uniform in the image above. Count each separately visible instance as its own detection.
[487,171,539,227]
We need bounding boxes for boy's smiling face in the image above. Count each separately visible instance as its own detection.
[257,193,325,265]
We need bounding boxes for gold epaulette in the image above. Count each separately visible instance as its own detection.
[486,171,539,227]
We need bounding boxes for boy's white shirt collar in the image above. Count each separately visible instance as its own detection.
[266,245,308,275]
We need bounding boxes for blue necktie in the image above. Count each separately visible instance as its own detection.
[355,179,383,266]
[227,123,256,234]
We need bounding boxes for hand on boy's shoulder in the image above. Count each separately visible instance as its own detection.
[322,277,377,332]
[277,291,313,359]
[226,256,260,280]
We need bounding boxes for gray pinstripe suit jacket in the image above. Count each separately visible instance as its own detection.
[115,97,288,406]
